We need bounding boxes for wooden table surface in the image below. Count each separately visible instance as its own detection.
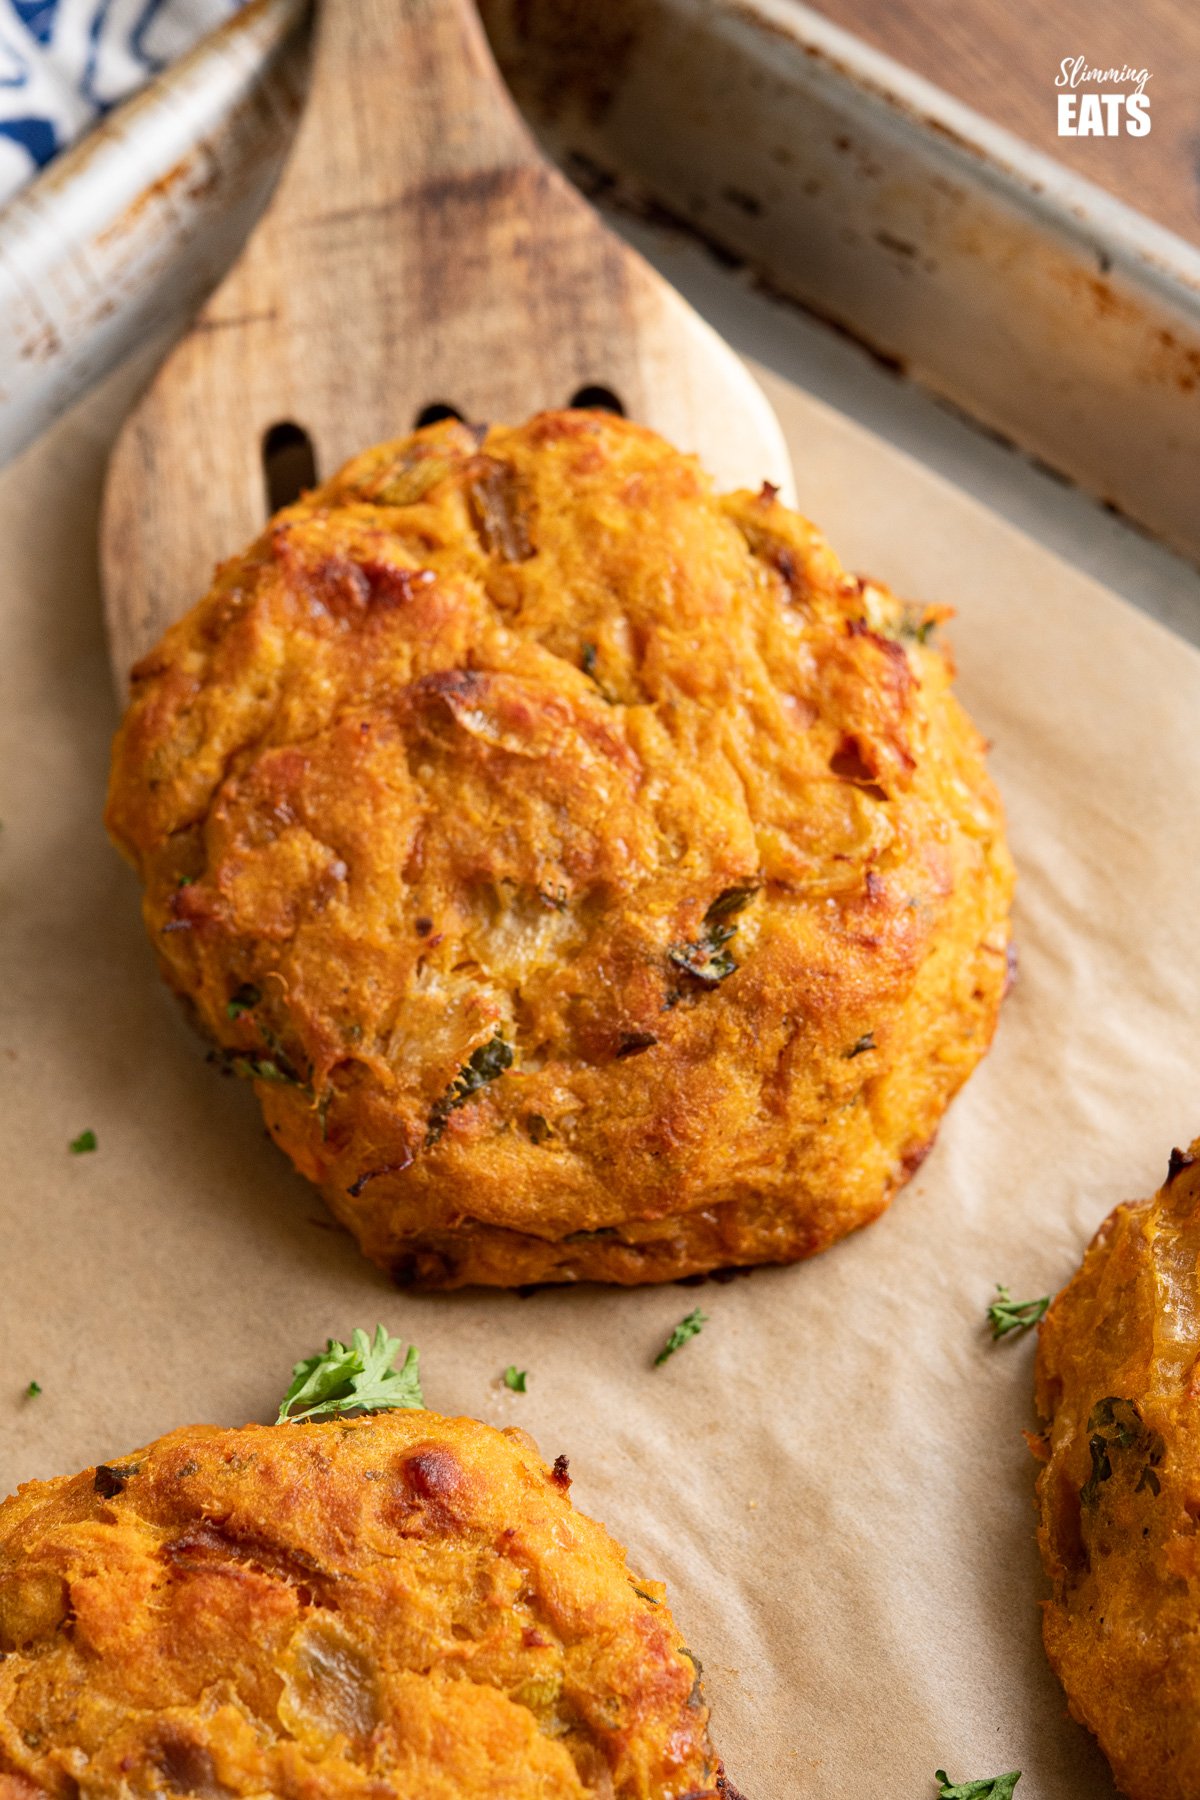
[806,0,1200,249]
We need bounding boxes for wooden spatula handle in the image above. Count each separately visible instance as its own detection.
[274,0,537,224]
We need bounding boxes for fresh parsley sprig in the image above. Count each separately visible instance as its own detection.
[654,1308,707,1367]
[277,1326,424,1423]
[987,1286,1050,1340]
[935,1770,1020,1799]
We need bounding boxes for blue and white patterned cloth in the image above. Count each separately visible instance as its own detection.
[0,0,246,206]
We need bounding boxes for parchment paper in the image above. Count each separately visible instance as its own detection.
[3,350,1199,1799]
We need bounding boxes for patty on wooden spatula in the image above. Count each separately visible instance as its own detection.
[0,1332,732,1799]
[106,409,1014,1287]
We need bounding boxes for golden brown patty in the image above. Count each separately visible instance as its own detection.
[1036,1140,1200,1800]
[0,1410,729,1799]
[106,410,1013,1287]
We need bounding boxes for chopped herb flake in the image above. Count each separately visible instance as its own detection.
[24,1381,41,1399]
[580,641,617,703]
[654,1308,707,1367]
[453,1033,512,1097]
[427,1033,513,1144]
[704,886,758,923]
[232,1055,298,1086]
[669,887,758,989]
[935,1771,1020,1800]
[1080,1396,1166,1508]
[277,1325,424,1424]
[94,1461,141,1498]
[503,1366,528,1392]
[226,983,261,1020]
[987,1286,1050,1340]
[69,1129,97,1155]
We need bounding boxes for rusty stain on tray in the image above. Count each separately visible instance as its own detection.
[95,148,223,250]
[562,144,1199,546]
[18,324,63,365]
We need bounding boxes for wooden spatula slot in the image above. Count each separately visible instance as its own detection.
[102,0,791,685]
[413,402,468,428]
[567,385,625,415]
[261,420,319,514]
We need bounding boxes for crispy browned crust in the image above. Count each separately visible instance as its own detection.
[106,410,1014,1287]
[0,1411,724,1798]
[1035,1141,1200,1800]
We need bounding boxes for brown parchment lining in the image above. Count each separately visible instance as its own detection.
[3,353,1198,1798]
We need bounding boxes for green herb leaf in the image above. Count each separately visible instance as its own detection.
[451,1033,513,1099]
[580,641,617,702]
[935,1771,1020,1799]
[900,612,938,646]
[232,1055,297,1085]
[427,1033,513,1144]
[987,1286,1050,1340]
[504,1366,528,1393]
[654,1308,708,1367]
[69,1129,97,1155]
[226,983,261,1020]
[668,936,737,985]
[1079,1395,1166,1508]
[276,1325,424,1424]
[25,1381,41,1399]
[668,887,758,989]
[703,886,758,924]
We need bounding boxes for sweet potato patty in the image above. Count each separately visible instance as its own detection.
[1036,1141,1200,1800]
[106,410,1014,1286]
[0,1411,728,1798]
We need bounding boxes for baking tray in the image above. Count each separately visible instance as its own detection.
[478,0,1200,566]
[1,0,1197,587]
[0,0,308,470]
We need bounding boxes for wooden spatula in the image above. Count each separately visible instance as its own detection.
[100,0,792,684]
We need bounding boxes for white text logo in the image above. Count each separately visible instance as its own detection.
[1056,57,1151,136]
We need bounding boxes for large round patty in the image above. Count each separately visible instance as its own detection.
[106,410,1014,1287]
[1035,1141,1200,1800]
[0,1410,728,1799]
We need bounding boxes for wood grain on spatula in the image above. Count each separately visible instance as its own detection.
[100,0,792,686]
